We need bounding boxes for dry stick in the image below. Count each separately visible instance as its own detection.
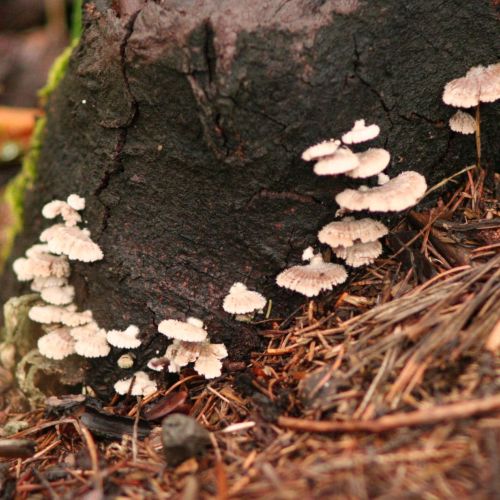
[278,393,500,433]
[76,421,104,495]
[475,104,481,171]
[132,396,142,463]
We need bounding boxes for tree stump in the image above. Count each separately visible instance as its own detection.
[3,0,499,397]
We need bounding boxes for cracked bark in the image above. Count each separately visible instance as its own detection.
[2,0,499,398]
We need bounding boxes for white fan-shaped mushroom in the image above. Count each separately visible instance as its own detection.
[106,325,141,349]
[158,317,208,342]
[276,250,348,297]
[222,283,266,314]
[342,119,380,144]
[335,171,427,212]
[318,217,388,248]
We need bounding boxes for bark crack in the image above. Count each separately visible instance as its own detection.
[94,10,142,235]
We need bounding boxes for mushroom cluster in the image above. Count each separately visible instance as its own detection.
[146,317,228,379]
[276,118,427,295]
[11,195,160,396]
[443,62,500,168]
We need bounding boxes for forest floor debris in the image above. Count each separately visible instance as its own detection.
[0,169,499,498]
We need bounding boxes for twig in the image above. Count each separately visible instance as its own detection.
[279,394,500,433]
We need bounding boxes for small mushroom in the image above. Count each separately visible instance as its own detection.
[73,328,110,358]
[335,171,427,212]
[158,317,208,342]
[377,173,390,185]
[346,148,391,178]
[30,276,68,292]
[222,282,266,315]
[341,119,380,144]
[106,325,142,349]
[29,304,93,327]
[114,371,157,396]
[117,353,135,369]
[443,63,500,108]
[449,110,476,135]
[42,200,82,227]
[313,146,360,175]
[165,340,202,373]
[301,139,341,161]
[66,194,86,211]
[13,245,70,281]
[194,343,228,379]
[40,224,103,262]
[40,285,75,306]
[276,247,348,297]
[318,217,388,248]
[37,327,76,360]
[332,240,383,267]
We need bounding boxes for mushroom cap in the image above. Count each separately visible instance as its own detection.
[158,317,208,342]
[29,304,93,327]
[346,148,391,179]
[449,110,476,135]
[165,340,202,373]
[333,240,383,267]
[342,119,380,144]
[313,147,360,175]
[40,285,75,305]
[37,327,76,360]
[40,224,103,262]
[70,321,101,341]
[443,63,500,108]
[318,217,388,248]
[276,253,348,297]
[147,356,169,372]
[31,276,68,292]
[335,171,427,212]
[114,371,157,396]
[194,343,228,379]
[74,328,110,358]
[302,139,341,161]
[13,247,70,281]
[117,353,135,369]
[106,325,142,349]
[42,200,82,227]
[222,282,267,314]
[302,246,315,261]
[66,194,86,211]
[377,173,390,185]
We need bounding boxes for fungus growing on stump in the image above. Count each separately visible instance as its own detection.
[276,247,348,297]
[318,217,388,248]
[332,241,383,267]
[222,283,267,315]
[335,171,427,212]
[341,119,380,144]
[37,327,76,360]
[114,371,157,397]
[106,325,142,349]
[158,317,208,343]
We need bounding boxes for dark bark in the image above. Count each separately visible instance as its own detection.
[3,0,499,397]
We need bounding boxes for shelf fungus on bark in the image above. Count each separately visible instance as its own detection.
[301,139,341,161]
[335,171,427,212]
[13,244,70,281]
[332,240,384,267]
[106,325,142,349]
[158,317,208,342]
[443,63,500,108]
[341,119,380,144]
[40,224,103,262]
[276,246,348,297]
[37,327,76,360]
[222,282,267,315]
[114,371,157,397]
[346,148,391,179]
[448,110,477,135]
[318,217,388,248]
[313,146,360,175]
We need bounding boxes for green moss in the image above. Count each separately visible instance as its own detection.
[38,40,77,101]
[0,116,46,267]
[0,35,79,270]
